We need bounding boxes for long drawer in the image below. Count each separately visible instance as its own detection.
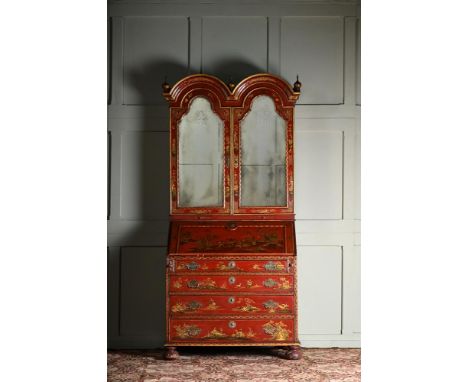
[169,294,294,316]
[169,318,295,343]
[170,257,291,274]
[169,274,294,293]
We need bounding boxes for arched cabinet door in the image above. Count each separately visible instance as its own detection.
[165,76,231,214]
[232,75,298,214]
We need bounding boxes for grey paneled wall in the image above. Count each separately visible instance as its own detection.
[123,16,189,105]
[280,16,344,104]
[202,17,268,81]
[120,132,169,219]
[120,247,166,337]
[108,0,361,349]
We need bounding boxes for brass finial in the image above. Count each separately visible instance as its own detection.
[227,77,236,92]
[293,75,302,92]
[162,75,171,93]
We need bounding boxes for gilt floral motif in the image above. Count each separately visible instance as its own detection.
[263,299,291,313]
[171,299,220,314]
[203,327,255,340]
[253,261,285,271]
[175,324,202,339]
[262,321,291,341]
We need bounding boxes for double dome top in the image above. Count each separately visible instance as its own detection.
[162,73,301,108]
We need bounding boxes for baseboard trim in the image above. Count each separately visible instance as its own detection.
[300,339,360,348]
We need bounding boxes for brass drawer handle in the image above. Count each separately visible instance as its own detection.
[228,296,235,304]
[264,261,285,271]
[185,262,200,271]
[228,321,236,328]
[228,276,236,284]
[263,278,278,288]
[228,261,236,269]
[187,280,199,288]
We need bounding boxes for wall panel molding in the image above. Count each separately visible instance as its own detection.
[109,17,124,106]
[295,129,344,219]
[201,16,268,81]
[297,246,343,335]
[122,16,189,105]
[119,247,166,338]
[120,131,169,220]
[280,16,344,104]
[356,18,361,105]
[109,3,360,17]
[344,17,357,106]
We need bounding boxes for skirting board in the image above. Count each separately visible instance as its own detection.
[299,334,360,348]
[300,340,360,348]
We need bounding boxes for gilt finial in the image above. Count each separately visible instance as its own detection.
[227,77,236,92]
[293,75,302,92]
[162,75,171,93]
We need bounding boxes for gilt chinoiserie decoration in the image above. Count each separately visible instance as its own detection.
[162,73,301,360]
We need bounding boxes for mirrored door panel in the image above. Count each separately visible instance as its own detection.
[240,95,287,207]
[178,97,224,207]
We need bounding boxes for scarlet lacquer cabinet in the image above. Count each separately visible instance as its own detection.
[162,74,302,360]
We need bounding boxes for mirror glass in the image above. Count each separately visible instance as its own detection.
[178,97,224,207]
[240,95,287,207]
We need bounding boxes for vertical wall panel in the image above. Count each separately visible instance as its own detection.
[355,122,361,219]
[120,247,166,337]
[356,19,361,105]
[280,16,344,104]
[123,17,189,105]
[202,17,267,82]
[107,247,120,342]
[295,129,343,219]
[342,246,361,334]
[297,246,342,334]
[121,132,169,220]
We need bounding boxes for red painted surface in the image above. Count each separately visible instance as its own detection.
[172,257,291,273]
[169,318,295,343]
[168,221,296,254]
[169,91,231,215]
[169,295,295,316]
[163,74,301,348]
[165,74,299,216]
[169,274,294,293]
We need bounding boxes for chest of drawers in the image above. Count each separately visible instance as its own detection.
[165,220,300,359]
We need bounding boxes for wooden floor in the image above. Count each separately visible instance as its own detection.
[108,347,361,382]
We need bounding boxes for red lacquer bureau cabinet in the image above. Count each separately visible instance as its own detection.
[162,73,302,360]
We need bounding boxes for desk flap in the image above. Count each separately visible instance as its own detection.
[168,220,296,255]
